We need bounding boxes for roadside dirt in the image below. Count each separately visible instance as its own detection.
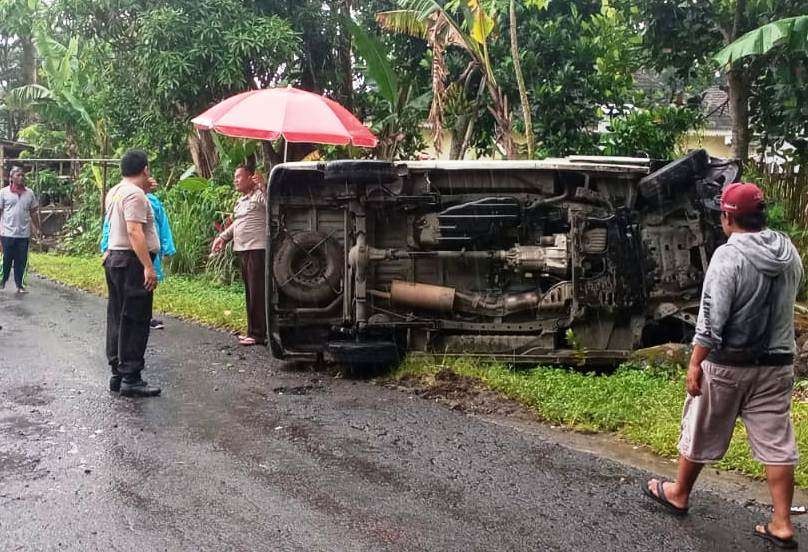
[388,368,538,423]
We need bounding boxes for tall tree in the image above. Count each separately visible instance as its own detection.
[614,0,806,161]
[51,0,299,172]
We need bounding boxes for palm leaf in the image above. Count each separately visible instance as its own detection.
[61,88,96,134]
[466,0,496,45]
[3,84,53,110]
[397,0,441,20]
[32,25,68,86]
[714,15,808,66]
[376,10,429,39]
[344,17,399,105]
[396,0,472,49]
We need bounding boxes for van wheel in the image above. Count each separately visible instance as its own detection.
[327,338,403,377]
[273,231,343,306]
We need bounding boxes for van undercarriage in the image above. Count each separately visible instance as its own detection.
[266,152,740,368]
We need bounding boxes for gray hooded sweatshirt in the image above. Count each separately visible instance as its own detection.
[694,229,804,356]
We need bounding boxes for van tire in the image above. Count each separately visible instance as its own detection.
[273,231,343,306]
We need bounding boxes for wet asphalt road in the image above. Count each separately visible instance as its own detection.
[0,277,797,551]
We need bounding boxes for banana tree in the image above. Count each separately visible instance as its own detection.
[2,24,110,206]
[344,17,431,160]
[714,15,808,66]
[712,14,808,161]
[4,25,106,154]
[378,0,520,158]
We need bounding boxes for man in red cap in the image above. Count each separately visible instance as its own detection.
[642,182,804,548]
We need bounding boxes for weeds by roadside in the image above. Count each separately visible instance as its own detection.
[29,252,247,332]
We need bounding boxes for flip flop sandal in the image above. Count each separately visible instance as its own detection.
[754,523,798,549]
[239,337,264,347]
[641,479,689,516]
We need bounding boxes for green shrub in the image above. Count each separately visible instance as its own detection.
[30,169,74,206]
[60,165,108,255]
[600,105,703,159]
[162,178,238,277]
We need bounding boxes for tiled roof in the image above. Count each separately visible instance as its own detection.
[699,86,732,132]
[632,71,732,133]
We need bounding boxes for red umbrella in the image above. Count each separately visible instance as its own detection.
[192,87,378,157]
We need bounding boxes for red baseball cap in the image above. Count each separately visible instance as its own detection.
[719,182,764,214]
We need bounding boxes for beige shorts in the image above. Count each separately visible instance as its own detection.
[678,360,798,465]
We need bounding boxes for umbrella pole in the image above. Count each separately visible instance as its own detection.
[283,139,288,163]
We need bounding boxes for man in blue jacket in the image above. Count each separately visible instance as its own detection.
[102,176,175,328]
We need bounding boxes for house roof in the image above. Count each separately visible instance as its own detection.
[632,71,732,134]
[0,139,33,158]
[700,86,733,134]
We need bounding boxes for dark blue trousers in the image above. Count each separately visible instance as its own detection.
[1,236,30,289]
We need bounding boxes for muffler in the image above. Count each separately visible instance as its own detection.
[375,280,572,317]
[389,281,456,312]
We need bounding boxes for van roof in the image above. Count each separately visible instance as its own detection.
[271,156,653,176]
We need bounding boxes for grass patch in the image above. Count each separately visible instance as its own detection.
[394,356,808,487]
[29,252,246,333]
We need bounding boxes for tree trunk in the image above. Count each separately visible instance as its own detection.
[20,35,36,85]
[335,0,353,109]
[449,115,471,160]
[509,0,533,159]
[727,68,751,161]
[726,0,750,161]
[187,130,218,179]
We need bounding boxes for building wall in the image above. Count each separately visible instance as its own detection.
[681,133,733,158]
[419,129,735,160]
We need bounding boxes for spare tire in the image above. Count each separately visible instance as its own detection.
[638,149,709,205]
[324,160,398,184]
[273,231,343,306]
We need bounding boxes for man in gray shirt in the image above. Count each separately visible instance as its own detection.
[0,166,40,293]
[643,182,803,549]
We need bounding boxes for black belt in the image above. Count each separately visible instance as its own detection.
[108,250,156,260]
[707,349,793,366]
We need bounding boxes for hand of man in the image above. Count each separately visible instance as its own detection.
[686,361,703,397]
[147,177,158,193]
[143,266,158,292]
[210,236,225,256]
[251,172,266,191]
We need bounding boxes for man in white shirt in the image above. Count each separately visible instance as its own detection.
[0,166,40,293]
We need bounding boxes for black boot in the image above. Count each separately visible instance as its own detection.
[120,379,161,398]
[109,375,122,392]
